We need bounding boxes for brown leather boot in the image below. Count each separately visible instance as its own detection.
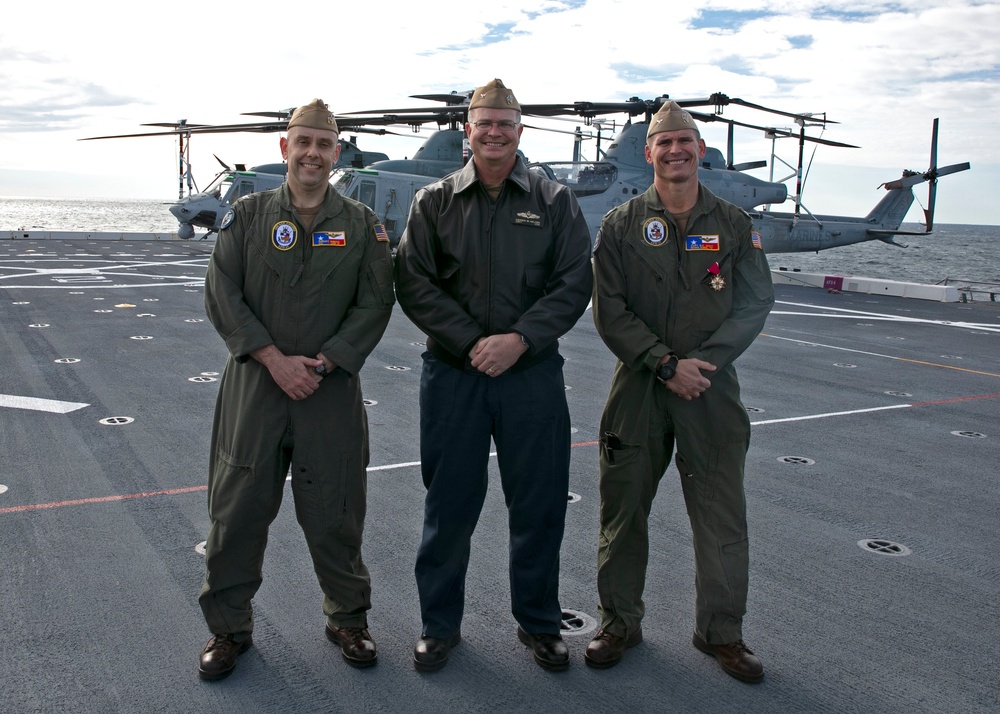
[584,627,642,668]
[692,633,764,683]
[198,634,252,681]
[326,624,378,668]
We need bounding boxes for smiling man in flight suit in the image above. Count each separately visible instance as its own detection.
[586,100,774,682]
[196,98,394,680]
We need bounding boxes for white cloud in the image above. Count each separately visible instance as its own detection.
[0,0,996,224]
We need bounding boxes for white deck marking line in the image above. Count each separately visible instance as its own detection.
[751,404,911,426]
[0,394,90,413]
[762,334,1000,377]
[773,300,1000,332]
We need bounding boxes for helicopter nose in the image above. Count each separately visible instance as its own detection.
[169,200,192,221]
[169,195,219,231]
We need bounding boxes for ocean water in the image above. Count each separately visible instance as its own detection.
[1,196,178,234]
[2,196,998,288]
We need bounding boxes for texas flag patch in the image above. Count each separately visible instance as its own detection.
[313,231,346,247]
[685,235,720,251]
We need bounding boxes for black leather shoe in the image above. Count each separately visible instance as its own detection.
[413,631,461,672]
[198,634,252,681]
[325,624,378,668]
[692,633,764,683]
[584,627,642,669]
[517,626,569,671]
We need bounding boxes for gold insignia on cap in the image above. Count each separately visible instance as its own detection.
[647,100,699,141]
[469,79,521,112]
[287,98,339,134]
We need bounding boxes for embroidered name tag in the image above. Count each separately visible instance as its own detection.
[513,210,542,227]
[313,231,346,247]
[685,235,720,251]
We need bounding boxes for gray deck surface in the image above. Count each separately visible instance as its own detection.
[1,241,998,713]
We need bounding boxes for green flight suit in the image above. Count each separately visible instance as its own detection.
[199,183,394,637]
[591,183,773,645]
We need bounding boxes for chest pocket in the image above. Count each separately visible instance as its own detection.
[620,239,671,335]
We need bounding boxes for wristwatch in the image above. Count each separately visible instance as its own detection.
[656,355,678,382]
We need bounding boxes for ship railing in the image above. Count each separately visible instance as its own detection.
[937,278,1000,303]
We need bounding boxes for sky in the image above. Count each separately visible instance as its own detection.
[2,0,998,226]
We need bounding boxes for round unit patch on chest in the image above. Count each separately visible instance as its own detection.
[642,217,668,247]
[272,221,298,250]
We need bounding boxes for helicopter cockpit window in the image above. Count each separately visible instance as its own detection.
[356,181,377,210]
[236,181,255,199]
[529,162,617,197]
[330,172,377,211]
[331,170,352,193]
[205,173,234,201]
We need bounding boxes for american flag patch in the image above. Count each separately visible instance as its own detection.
[374,224,389,242]
[751,231,763,250]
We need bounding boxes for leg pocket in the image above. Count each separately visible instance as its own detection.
[291,449,367,547]
[208,449,255,525]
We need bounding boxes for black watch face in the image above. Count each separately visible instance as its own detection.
[657,362,675,381]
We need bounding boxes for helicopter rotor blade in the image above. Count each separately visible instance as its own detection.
[686,110,858,149]
[240,108,296,119]
[929,117,939,173]
[721,96,840,125]
[935,161,972,177]
[731,160,768,172]
[213,154,231,170]
[410,91,474,105]
[876,118,970,232]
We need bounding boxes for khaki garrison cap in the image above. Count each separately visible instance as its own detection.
[469,79,521,111]
[287,98,339,133]
[646,100,700,141]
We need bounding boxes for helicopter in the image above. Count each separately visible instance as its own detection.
[80,110,399,240]
[329,92,807,246]
[331,92,969,252]
[749,117,969,251]
[82,94,969,250]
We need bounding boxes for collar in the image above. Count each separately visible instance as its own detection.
[277,182,343,217]
[453,155,531,195]
[642,181,718,221]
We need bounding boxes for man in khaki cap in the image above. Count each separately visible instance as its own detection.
[395,79,592,672]
[586,100,773,681]
[197,98,394,680]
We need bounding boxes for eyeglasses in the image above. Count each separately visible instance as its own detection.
[471,120,519,132]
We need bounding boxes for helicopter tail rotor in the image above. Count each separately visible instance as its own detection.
[878,118,970,232]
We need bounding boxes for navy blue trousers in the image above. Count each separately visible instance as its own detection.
[415,353,570,637]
